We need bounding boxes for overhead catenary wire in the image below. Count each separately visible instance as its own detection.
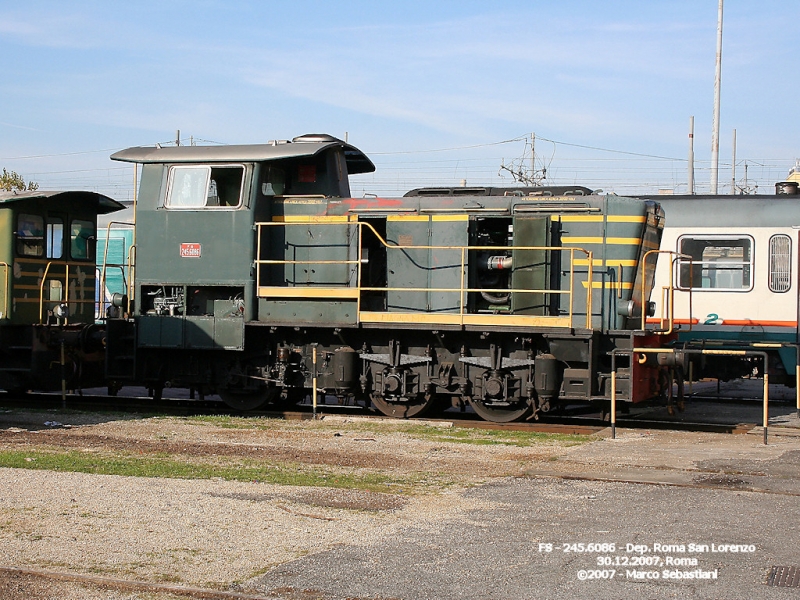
[2,133,793,199]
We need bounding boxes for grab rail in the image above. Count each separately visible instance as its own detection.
[254,220,599,329]
[97,222,135,321]
[36,261,99,325]
[640,250,693,335]
[0,262,8,320]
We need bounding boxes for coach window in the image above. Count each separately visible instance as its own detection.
[678,236,753,291]
[70,219,95,261]
[16,214,44,257]
[768,234,791,293]
[46,218,64,259]
[166,165,244,208]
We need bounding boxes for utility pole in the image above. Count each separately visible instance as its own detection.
[731,128,736,195]
[688,116,695,194]
[710,0,724,194]
[176,129,181,147]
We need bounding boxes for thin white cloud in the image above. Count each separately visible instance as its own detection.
[0,121,42,132]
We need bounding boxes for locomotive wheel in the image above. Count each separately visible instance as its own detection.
[467,396,533,423]
[371,392,437,419]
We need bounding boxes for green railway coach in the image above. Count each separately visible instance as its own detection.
[0,190,125,393]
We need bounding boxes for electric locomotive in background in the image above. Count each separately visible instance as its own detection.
[0,190,125,393]
[108,134,675,421]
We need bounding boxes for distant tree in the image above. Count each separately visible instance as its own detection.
[0,168,39,191]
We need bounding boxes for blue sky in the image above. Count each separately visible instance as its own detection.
[1,0,797,200]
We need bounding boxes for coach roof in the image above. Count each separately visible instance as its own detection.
[110,134,376,175]
[0,190,125,214]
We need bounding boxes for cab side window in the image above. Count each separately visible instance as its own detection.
[70,219,95,261]
[16,214,44,257]
[46,218,64,259]
[166,165,244,208]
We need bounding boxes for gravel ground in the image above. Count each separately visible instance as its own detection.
[1,406,799,599]
[0,409,573,598]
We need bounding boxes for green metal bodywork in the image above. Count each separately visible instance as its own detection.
[0,191,123,326]
[114,136,663,341]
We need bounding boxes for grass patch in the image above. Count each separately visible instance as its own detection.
[180,414,284,430]
[399,424,591,447]
[183,414,592,448]
[0,449,435,493]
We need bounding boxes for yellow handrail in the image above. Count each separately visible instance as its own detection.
[0,262,8,319]
[127,244,136,315]
[98,222,134,320]
[255,220,599,329]
[38,262,67,325]
[36,261,98,325]
[640,250,693,334]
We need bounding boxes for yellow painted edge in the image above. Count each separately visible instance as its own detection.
[387,215,429,222]
[358,312,572,328]
[461,314,572,327]
[559,215,603,222]
[607,215,647,223]
[15,259,94,267]
[14,297,94,304]
[580,281,634,289]
[258,286,360,299]
[271,215,354,223]
[561,237,642,245]
[14,288,94,295]
[573,259,638,267]
[359,312,462,325]
[11,271,95,290]
[431,214,469,222]
[559,215,646,223]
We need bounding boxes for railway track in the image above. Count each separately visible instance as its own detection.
[0,389,770,436]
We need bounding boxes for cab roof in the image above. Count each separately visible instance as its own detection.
[110,134,376,175]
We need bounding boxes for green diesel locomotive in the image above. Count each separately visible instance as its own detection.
[107,134,673,421]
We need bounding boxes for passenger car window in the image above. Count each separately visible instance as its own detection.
[166,165,244,208]
[70,219,95,261]
[16,214,44,257]
[768,234,791,293]
[678,236,753,291]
